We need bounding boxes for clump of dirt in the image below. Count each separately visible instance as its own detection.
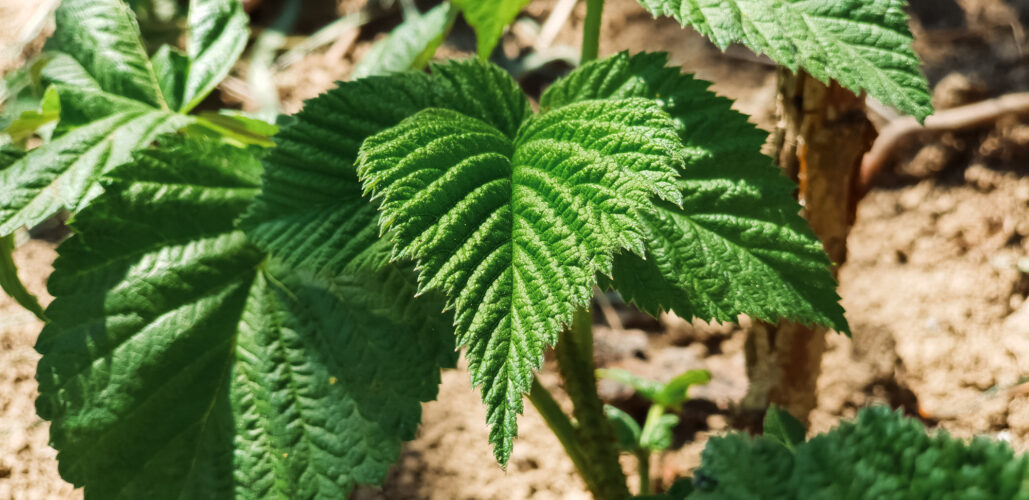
[811,166,1029,447]
[354,368,593,500]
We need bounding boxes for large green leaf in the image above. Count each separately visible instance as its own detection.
[636,0,932,120]
[49,0,166,109]
[452,0,531,59]
[543,52,848,333]
[352,2,457,79]
[244,60,530,278]
[0,109,187,236]
[180,0,249,112]
[35,136,455,498]
[357,91,685,462]
[149,0,248,112]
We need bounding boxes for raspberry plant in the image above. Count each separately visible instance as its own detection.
[688,406,1029,499]
[7,0,1021,498]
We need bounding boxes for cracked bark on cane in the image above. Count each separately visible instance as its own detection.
[741,69,876,426]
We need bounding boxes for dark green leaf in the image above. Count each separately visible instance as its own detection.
[545,51,849,334]
[693,407,1029,499]
[37,52,103,94]
[36,136,455,498]
[50,0,166,109]
[665,478,695,499]
[179,0,249,112]
[0,109,188,236]
[244,59,530,279]
[635,0,932,120]
[357,95,684,463]
[690,434,795,499]
[151,45,190,112]
[49,84,153,129]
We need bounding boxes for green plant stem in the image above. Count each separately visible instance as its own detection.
[635,404,666,495]
[528,377,596,493]
[634,449,651,495]
[581,0,605,64]
[556,307,630,499]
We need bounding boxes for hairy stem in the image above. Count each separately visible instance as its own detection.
[581,0,604,63]
[528,377,596,493]
[556,307,630,499]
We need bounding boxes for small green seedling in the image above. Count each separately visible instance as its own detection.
[599,368,711,495]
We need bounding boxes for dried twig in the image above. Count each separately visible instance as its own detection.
[535,0,577,50]
[273,12,369,72]
[860,92,1029,190]
[593,287,624,332]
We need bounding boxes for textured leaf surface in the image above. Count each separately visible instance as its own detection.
[49,84,154,129]
[635,0,931,119]
[0,109,187,235]
[151,45,190,112]
[357,91,684,462]
[544,52,847,333]
[352,2,456,79]
[691,407,1029,499]
[49,0,166,109]
[35,137,454,499]
[244,60,529,278]
[180,0,249,112]
[38,53,104,94]
[691,432,796,499]
[452,0,531,58]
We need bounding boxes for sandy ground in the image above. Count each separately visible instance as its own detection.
[3,0,1029,498]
